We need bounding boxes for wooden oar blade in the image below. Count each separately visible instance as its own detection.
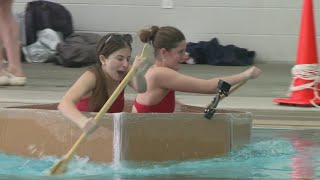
[48,158,68,175]
[140,43,154,65]
[142,43,154,57]
[48,133,88,175]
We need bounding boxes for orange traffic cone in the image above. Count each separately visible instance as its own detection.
[273,0,320,106]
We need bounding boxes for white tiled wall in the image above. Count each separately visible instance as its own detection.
[13,0,320,63]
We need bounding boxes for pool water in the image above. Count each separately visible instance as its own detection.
[0,128,319,179]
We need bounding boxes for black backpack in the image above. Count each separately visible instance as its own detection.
[186,38,255,66]
[53,33,101,68]
[25,0,73,45]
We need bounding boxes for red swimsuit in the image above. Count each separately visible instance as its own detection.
[134,90,175,113]
[75,90,125,113]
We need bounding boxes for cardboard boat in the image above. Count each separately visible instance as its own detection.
[0,102,252,163]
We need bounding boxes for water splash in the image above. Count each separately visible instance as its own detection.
[0,129,319,179]
[229,139,296,161]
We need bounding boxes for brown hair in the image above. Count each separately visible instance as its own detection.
[87,33,132,112]
[139,26,185,56]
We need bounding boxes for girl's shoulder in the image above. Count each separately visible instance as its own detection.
[149,66,174,73]
[147,66,179,82]
[77,70,98,89]
[82,70,97,80]
[150,66,177,75]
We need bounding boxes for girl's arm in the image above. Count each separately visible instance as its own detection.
[152,66,261,94]
[58,71,96,129]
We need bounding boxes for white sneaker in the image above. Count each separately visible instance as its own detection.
[0,73,9,85]
[0,70,26,86]
[8,72,26,86]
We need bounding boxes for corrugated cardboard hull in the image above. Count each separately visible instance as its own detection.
[0,104,252,163]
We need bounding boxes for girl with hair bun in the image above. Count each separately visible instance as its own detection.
[133,26,262,113]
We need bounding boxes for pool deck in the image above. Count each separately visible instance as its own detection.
[0,62,319,129]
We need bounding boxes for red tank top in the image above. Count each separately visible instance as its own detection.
[134,90,175,113]
[75,90,125,113]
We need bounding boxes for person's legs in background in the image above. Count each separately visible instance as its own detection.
[0,43,3,68]
[0,0,26,85]
[0,39,9,85]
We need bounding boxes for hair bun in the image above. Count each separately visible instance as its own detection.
[140,26,159,43]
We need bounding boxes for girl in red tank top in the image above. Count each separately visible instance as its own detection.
[58,33,150,132]
[133,26,262,113]
[134,90,175,113]
[76,90,125,113]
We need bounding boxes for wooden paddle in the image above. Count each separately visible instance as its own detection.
[206,79,248,106]
[220,80,248,101]
[204,80,248,119]
[48,43,151,175]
